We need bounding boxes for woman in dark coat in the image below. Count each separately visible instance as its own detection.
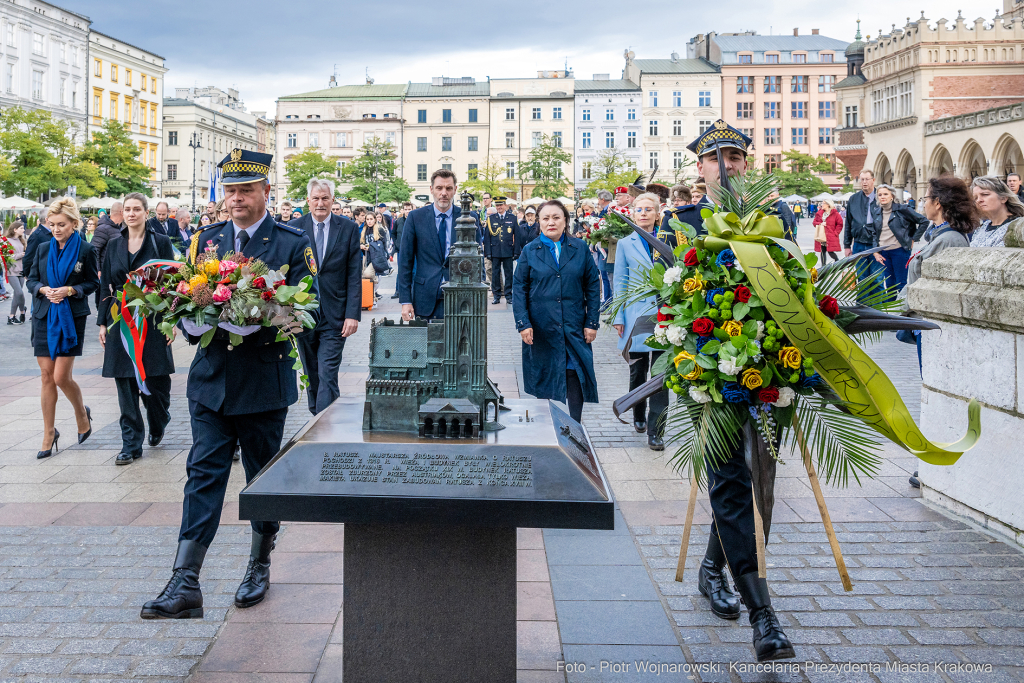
[97,193,176,465]
[26,197,99,459]
[512,199,601,423]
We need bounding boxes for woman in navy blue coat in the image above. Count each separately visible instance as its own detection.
[512,200,601,422]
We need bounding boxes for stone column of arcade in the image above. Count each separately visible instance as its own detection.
[238,193,615,683]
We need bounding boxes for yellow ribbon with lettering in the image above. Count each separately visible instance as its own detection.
[697,208,979,466]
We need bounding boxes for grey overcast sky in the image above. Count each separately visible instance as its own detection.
[77,0,983,113]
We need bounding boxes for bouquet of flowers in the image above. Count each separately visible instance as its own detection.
[0,236,14,268]
[111,240,319,389]
[612,173,980,488]
[585,207,635,247]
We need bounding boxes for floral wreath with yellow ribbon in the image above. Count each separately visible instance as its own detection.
[610,171,980,488]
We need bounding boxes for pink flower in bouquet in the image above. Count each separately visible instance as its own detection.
[219,260,239,276]
[176,281,191,295]
[212,284,232,302]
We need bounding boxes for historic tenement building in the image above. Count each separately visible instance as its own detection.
[835,9,1024,199]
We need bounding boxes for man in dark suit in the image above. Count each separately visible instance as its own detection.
[141,149,318,620]
[294,178,362,415]
[484,196,516,304]
[398,168,461,321]
[844,170,883,299]
[147,201,179,238]
[170,208,193,254]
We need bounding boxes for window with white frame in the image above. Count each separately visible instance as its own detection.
[673,91,681,107]
[287,133,297,148]
[605,108,614,121]
[59,77,66,105]
[699,90,711,107]
[506,161,516,179]
[582,131,591,149]
[648,151,658,169]
[649,120,658,136]
[532,107,541,120]
[531,131,542,147]
[627,131,636,148]
[167,164,177,180]
[672,120,682,136]
[336,132,347,147]
[627,108,636,120]
[5,63,13,94]
[505,107,515,120]
[505,131,515,148]
[31,70,43,100]
[308,133,319,147]
[581,161,592,180]
[385,132,395,144]
[6,23,14,47]
[698,120,712,134]
[32,32,43,56]
[649,91,658,107]
[552,107,562,119]
[605,131,615,148]
[673,151,683,169]
[552,131,562,148]
[582,108,591,121]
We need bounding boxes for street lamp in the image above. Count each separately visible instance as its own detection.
[189,132,202,214]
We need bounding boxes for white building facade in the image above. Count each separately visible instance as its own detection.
[87,31,166,193]
[488,72,575,199]
[0,0,89,139]
[161,95,258,211]
[573,76,642,190]
[623,51,722,184]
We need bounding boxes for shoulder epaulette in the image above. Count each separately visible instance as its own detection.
[275,221,305,236]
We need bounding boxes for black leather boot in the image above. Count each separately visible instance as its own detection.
[733,571,795,662]
[234,531,276,608]
[697,536,740,620]
[141,540,206,619]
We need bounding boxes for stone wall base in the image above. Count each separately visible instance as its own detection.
[922,485,1024,549]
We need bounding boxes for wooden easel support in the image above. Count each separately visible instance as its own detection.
[794,416,853,592]
[674,473,700,582]
[751,488,768,578]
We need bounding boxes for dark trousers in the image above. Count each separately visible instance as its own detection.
[880,246,911,296]
[179,400,287,547]
[816,242,838,266]
[490,257,513,299]
[707,439,757,578]
[417,298,444,321]
[852,240,884,302]
[114,375,171,456]
[628,351,668,435]
[566,369,584,423]
[297,327,347,415]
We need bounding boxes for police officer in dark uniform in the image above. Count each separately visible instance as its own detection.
[662,184,712,237]
[141,149,319,620]
[484,195,516,304]
[682,121,795,662]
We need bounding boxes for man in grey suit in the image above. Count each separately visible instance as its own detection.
[294,178,363,415]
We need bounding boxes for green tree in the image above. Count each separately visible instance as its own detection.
[283,148,338,201]
[80,119,152,196]
[518,134,572,199]
[0,107,104,199]
[461,155,517,199]
[340,137,412,204]
[770,149,834,197]
[581,148,639,197]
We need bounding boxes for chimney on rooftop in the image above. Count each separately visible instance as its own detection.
[329,75,337,88]
[811,28,819,34]
[670,51,679,62]
[793,28,799,36]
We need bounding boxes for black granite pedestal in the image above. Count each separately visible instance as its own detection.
[240,397,613,683]
[343,523,516,682]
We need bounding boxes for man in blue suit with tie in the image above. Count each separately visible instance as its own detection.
[398,168,460,321]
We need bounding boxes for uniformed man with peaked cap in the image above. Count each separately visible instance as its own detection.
[685,119,796,663]
[484,195,516,304]
[141,149,319,620]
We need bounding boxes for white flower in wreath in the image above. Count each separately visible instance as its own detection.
[653,324,669,344]
[772,387,796,408]
[718,356,742,377]
[754,320,765,341]
[663,266,684,286]
[665,323,686,346]
[689,386,712,404]
[733,261,744,274]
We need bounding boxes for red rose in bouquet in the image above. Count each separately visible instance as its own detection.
[818,295,839,319]
[253,276,267,289]
[758,387,780,404]
[683,248,699,266]
[734,285,751,303]
[692,317,714,336]
[657,307,675,322]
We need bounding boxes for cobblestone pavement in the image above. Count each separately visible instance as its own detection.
[1,266,1022,682]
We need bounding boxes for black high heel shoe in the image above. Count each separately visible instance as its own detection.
[78,406,92,444]
[37,428,60,459]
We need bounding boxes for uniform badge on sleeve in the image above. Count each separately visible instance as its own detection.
[304,246,318,275]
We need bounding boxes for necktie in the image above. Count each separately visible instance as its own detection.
[437,214,447,257]
[237,230,250,253]
[316,222,326,263]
